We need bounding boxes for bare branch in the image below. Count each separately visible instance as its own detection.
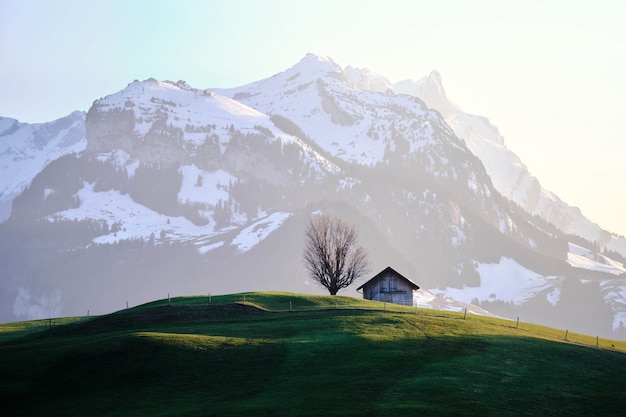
[302,213,370,295]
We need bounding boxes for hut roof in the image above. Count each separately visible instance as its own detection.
[356,266,420,291]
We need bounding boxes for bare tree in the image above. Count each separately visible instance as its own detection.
[303,213,370,295]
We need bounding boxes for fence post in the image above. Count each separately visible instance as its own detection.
[597,336,599,348]
[463,308,467,320]
[565,330,568,341]
[516,317,519,329]
[126,301,129,309]
[208,293,211,305]
[290,300,293,312]
[243,294,246,305]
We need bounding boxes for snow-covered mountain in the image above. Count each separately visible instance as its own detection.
[1,54,625,340]
[0,111,86,221]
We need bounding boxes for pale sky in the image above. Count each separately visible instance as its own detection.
[1,0,625,236]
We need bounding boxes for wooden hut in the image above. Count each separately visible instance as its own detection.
[356,266,420,306]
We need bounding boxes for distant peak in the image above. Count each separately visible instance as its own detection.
[417,70,448,101]
[393,70,453,116]
[428,70,442,86]
[304,52,337,65]
[264,53,344,87]
[295,53,342,73]
[344,65,393,93]
[163,80,195,91]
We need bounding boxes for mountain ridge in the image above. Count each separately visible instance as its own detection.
[393,71,623,251]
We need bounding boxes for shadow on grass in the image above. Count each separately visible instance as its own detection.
[2,304,626,416]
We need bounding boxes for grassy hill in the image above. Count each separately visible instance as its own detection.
[2,292,626,416]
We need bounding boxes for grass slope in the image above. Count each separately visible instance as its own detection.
[1,292,626,416]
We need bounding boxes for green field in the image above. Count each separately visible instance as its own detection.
[2,292,626,416]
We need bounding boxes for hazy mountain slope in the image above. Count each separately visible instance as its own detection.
[394,72,625,254]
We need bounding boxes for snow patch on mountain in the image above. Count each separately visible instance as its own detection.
[178,165,236,206]
[546,288,561,306]
[434,257,559,306]
[606,237,626,258]
[567,242,626,275]
[96,150,140,178]
[601,282,626,330]
[231,212,292,252]
[413,288,498,317]
[51,179,293,254]
[49,181,219,245]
